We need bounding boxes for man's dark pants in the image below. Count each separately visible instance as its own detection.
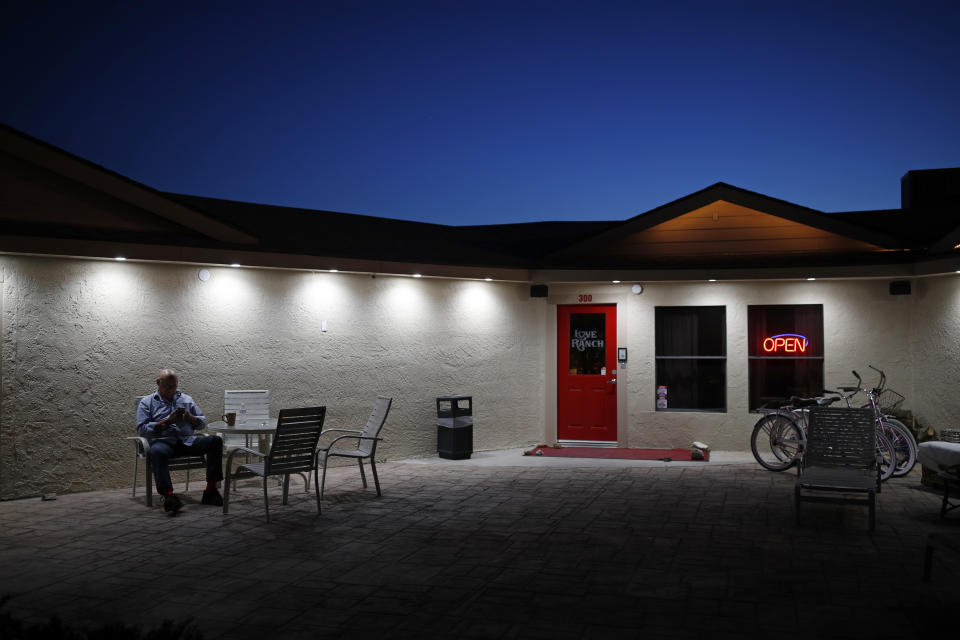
[148,435,223,494]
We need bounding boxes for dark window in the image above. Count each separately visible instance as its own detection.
[655,306,726,411]
[748,304,824,410]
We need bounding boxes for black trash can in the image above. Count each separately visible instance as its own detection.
[437,395,473,460]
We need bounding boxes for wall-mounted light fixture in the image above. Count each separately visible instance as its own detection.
[198,269,211,282]
[631,284,643,295]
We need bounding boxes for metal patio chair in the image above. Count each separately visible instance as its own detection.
[128,395,210,507]
[316,396,392,501]
[223,406,326,522]
[794,407,879,531]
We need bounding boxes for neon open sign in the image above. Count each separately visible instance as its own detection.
[762,334,809,353]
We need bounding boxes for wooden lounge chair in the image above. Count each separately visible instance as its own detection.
[223,406,326,522]
[795,407,879,531]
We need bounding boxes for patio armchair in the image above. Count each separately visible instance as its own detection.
[316,396,392,501]
[795,407,879,531]
[223,406,326,522]
[128,395,210,507]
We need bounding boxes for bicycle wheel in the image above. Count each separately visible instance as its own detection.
[875,430,896,482]
[879,418,917,477]
[751,413,804,471]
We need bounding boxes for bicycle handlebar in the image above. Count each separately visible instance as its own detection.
[839,365,887,397]
[868,364,886,393]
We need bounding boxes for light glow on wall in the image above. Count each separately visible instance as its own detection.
[89,262,139,314]
[297,271,354,317]
[200,267,256,313]
[446,281,505,334]
[382,277,431,327]
[762,333,809,353]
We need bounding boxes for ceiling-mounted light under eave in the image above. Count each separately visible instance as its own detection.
[230,263,241,268]
[484,277,493,281]
[115,256,126,261]
[807,277,816,281]
[412,273,422,278]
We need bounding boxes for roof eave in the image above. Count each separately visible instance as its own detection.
[0,125,258,245]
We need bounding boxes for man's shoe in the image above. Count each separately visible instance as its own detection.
[162,493,183,514]
[201,488,223,506]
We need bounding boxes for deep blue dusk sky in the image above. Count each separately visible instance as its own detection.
[2,1,958,226]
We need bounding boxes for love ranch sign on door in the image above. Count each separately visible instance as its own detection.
[571,329,604,352]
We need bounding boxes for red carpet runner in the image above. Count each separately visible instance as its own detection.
[525,446,708,461]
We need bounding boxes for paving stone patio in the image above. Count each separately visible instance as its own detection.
[1,452,958,639]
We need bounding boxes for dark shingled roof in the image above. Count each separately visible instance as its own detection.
[3,122,959,273]
[163,193,620,267]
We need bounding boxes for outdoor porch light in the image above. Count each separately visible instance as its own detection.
[612,280,621,284]
[413,273,422,278]
[230,263,241,268]
[484,277,493,281]
[329,269,338,272]
[114,256,126,261]
[807,277,816,281]
[708,279,717,282]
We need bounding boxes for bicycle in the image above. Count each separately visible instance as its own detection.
[750,395,833,472]
[837,365,917,477]
[750,393,897,482]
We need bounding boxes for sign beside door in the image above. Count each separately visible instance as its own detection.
[557,304,618,442]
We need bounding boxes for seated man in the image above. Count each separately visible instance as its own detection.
[136,369,223,513]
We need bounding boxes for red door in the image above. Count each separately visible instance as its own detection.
[557,304,617,442]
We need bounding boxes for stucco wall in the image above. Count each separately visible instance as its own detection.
[0,256,546,499]
[909,275,960,434]
[4,252,958,500]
